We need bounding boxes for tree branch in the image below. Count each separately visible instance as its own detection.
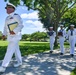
[61,2,76,17]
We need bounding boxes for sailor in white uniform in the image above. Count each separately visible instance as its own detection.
[67,24,76,57]
[0,3,23,72]
[58,24,66,55]
[47,27,56,53]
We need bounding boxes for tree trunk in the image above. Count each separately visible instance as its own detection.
[53,21,59,46]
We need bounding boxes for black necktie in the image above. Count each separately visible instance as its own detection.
[71,30,73,35]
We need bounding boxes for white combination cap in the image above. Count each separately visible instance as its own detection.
[60,24,64,27]
[5,2,16,9]
[70,24,74,27]
[49,27,53,29]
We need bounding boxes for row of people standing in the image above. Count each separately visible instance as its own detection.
[47,24,76,57]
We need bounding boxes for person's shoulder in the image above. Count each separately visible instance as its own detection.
[14,13,19,16]
[14,13,21,17]
[6,15,10,20]
[14,13,19,15]
[74,29,76,31]
[68,29,70,32]
[53,30,54,31]
[74,28,76,30]
[63,29,66,31]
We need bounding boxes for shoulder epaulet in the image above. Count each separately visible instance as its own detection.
[6,16,9,19]
[14,13,18,15]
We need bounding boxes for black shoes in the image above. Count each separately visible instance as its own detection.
[60,53,63,55]
[70,54,74,57]
[50,51,53,53]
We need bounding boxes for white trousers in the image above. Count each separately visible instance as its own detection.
[69,38,75,54]
[2,40,22,67]
[59,37,65,53]
[50,37,55,51]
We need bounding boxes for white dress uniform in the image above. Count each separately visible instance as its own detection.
[48,30,56,52]
[2,12,23,67]
[58,29,66,54]
[67,29,76,55]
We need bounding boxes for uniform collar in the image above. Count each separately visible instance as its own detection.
[70,29,74,31]
[50,30,53,32]
[60,29,64,31]
[9,12,15,16]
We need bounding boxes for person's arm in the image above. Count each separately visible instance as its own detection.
[13,14,24,34]
[10,31,15,35]
[66,30,69,40]
[53,31,56,37]
[2,35,6,40]
[2,18,7,40]
[63,30,66,37]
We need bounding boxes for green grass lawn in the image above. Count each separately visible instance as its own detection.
[0,41,51,60]
[19,41,51,56]
[70,68,76,75]
[0,41,69,60]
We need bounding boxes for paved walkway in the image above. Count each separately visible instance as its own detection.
[0,49,76,75]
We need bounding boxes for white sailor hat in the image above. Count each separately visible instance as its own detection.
[5,3,16,9]
[49,27,53,29]
[60,24,64,27]
[70,24,74,27]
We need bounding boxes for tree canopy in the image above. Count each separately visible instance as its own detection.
[22,31,47,42]
[62,6,76,28]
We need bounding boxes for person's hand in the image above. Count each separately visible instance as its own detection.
[2,35,6,40]
[10,31,15,35]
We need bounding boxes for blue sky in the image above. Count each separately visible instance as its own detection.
[0,0,45,34]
